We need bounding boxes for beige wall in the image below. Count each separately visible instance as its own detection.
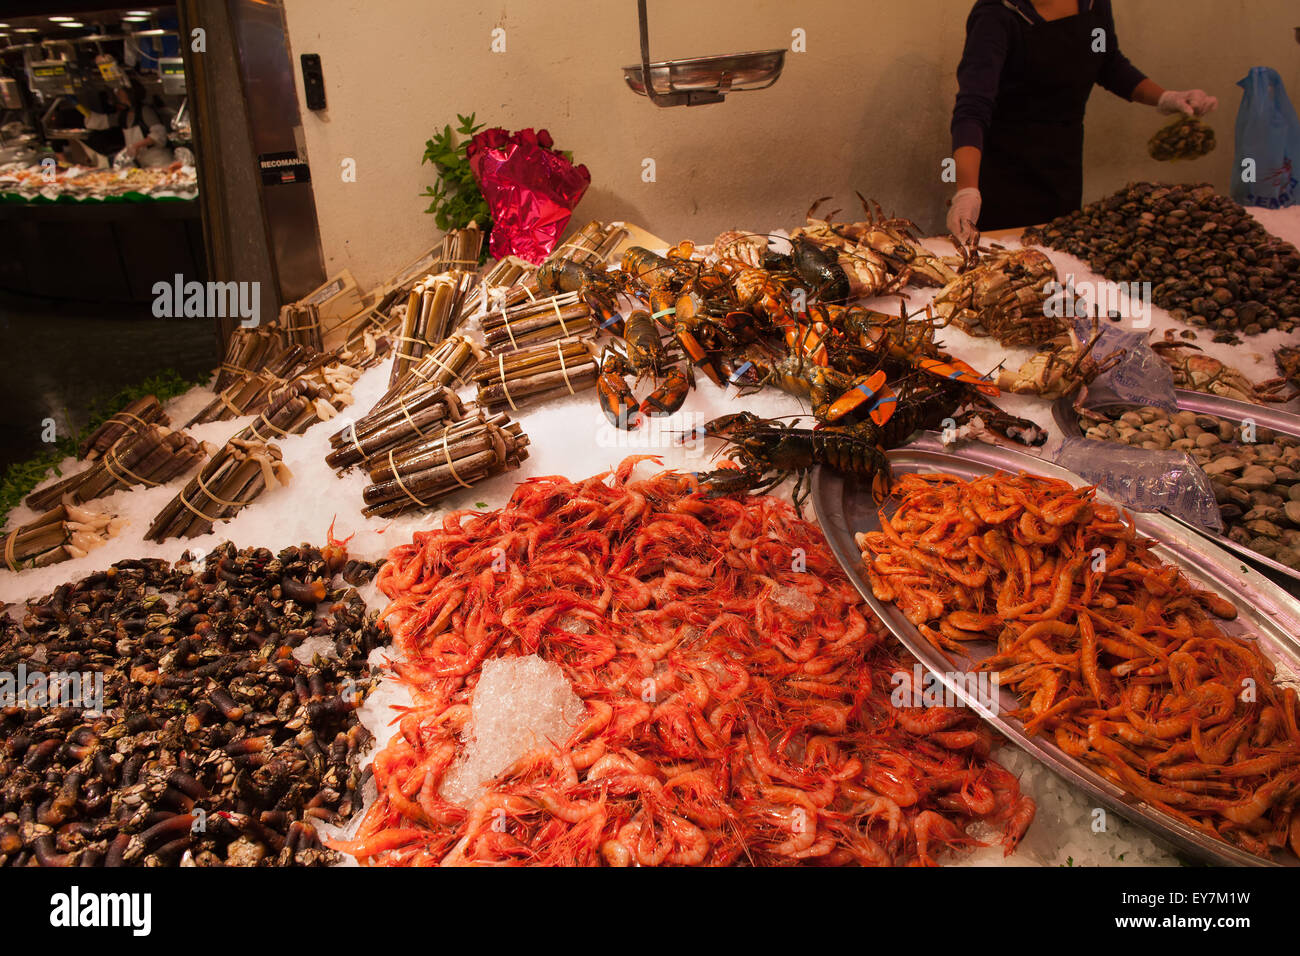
[282,0,1300,289]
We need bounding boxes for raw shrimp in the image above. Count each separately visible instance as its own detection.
[343,458,1031,866]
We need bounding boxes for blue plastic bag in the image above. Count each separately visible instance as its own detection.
[1233,67,1300,208]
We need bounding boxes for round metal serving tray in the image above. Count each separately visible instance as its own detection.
[622,49,785,96]
[812,434,1300,867]
[1054,390,1300,589]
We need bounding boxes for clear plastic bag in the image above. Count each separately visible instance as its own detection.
[1074,319,1177,411]
[1055,437,1224,532]
[1148,114,1216,162]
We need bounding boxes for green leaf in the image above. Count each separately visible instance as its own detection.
[0,368,202,528]
[422,113,492,234]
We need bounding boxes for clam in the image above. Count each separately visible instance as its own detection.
[1024,183,1300,335]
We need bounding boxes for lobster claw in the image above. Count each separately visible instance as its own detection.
[649,290,677,328]
[640,367,691,417]
[674,328,724,387]
[666,240,695,261]
[785,322,829,367]
[598,375,639,429]
[597,352,640,430]
[866,384,898,426]
[591,298,625,336]
[917,357,1001,397]
[826,370,894,423]
[696,461,760,498]
[686,411,759,443]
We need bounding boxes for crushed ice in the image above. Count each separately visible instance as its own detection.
[439,655,585,806]
[293,634,338,663]
[769,584,816,617]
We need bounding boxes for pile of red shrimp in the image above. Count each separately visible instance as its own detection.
[334,457,1034,866]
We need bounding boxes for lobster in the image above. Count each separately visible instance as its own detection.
[688,411,892,511]
[596,309,696,429]
[689,381,966,509]
[537,257,628,330]
[690,373,1048,512]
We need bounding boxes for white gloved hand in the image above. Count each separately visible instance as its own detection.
[947,187,982,242]
[1157,89,1218,116]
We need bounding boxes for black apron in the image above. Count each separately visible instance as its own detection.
[82,107,138,159]
[84,125,126,157]
[978,5,1105,231]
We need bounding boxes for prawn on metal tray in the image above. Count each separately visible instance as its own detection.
[860,470,1300,861]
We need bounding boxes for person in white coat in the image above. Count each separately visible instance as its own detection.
[84,80,173,168]
[116,80,173,169]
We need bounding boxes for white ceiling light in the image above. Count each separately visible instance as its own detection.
[62,22,84,28]
[49,16,75,22]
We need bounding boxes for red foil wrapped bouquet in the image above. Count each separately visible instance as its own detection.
[467,127,591,263]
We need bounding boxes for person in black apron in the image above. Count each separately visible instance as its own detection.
[77,79,169,167]
[64,90,126,161]
[947,0,1217,236]
[116,79,172,168]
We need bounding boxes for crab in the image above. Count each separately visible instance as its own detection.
[789,195,957,299]
[996,321,1126,400]
[931,241,1062,348]
[790,206,896,300]
[1151,331,1294,404]
[836,194,958,288]
[709,230,769,268]
[1277,346,1300,392]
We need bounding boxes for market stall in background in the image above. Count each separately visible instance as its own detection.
[2,0,1300,871]
[0,6,201,301]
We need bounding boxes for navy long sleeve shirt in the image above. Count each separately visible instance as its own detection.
[951,0,1147,152]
